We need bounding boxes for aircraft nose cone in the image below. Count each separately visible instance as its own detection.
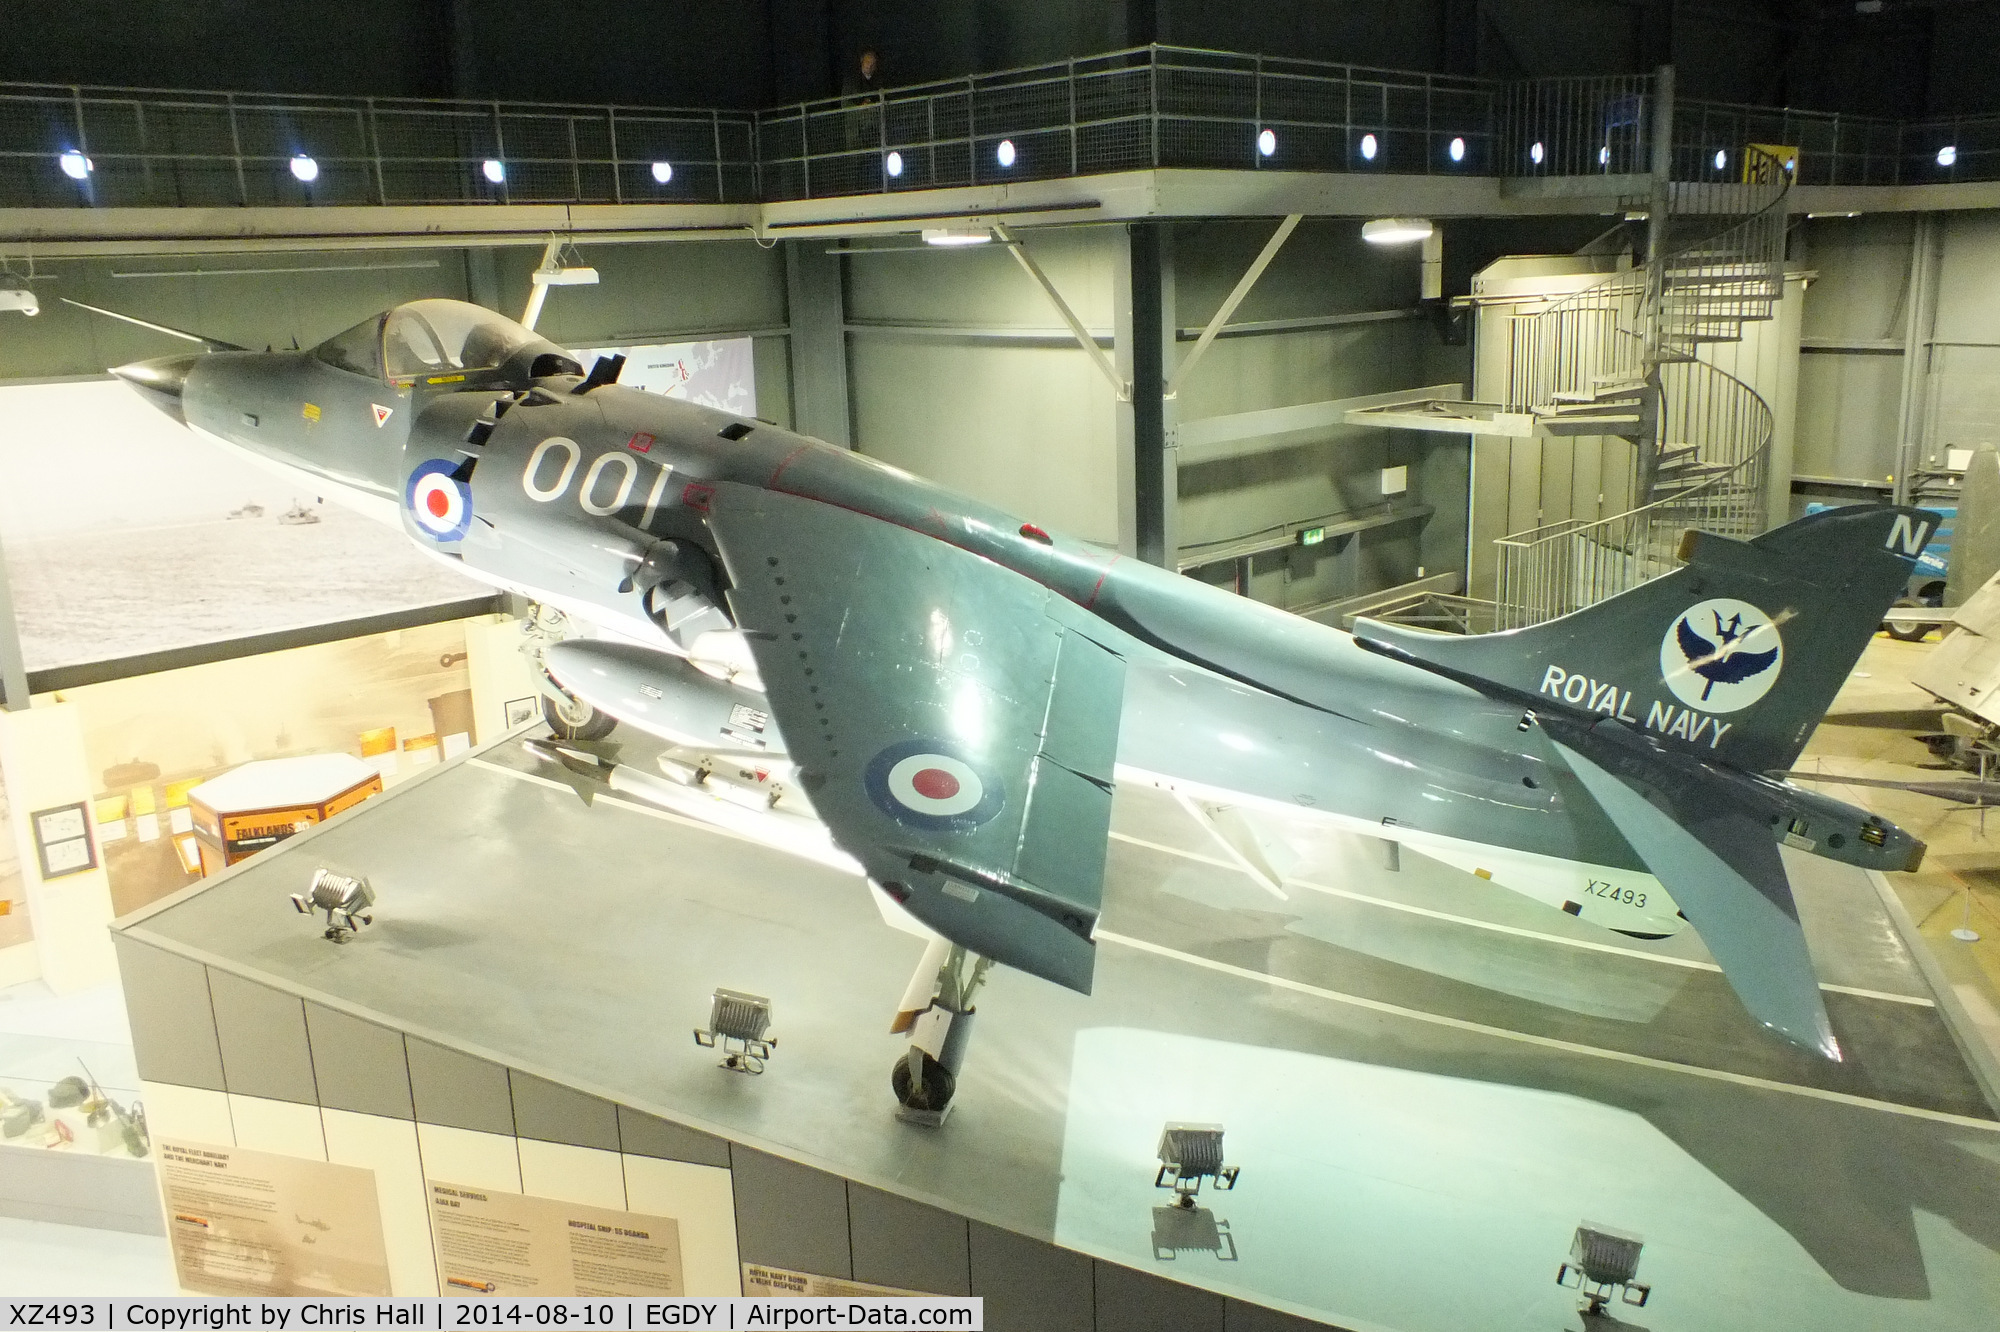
[111,352,201,424]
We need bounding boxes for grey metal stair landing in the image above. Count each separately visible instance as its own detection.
[1343,393,1540,438]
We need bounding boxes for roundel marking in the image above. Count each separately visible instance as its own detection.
[1659,596,1783,714]
[406,459,473,542]
[864,738,1004,831]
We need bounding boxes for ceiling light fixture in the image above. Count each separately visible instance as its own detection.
[922,228,992,247]
[651,160,674,184]
[1362,217,1434,246]
[1258,128,1277,157]
[1714,148,1728,171]
[1359,133,1378,161]
[289,154,319,183]
[58,150,92,180]
[1530,141,1545,165]
[996,139,1016,168]
[886,150,904,178]
[1448,137,1466,163]
[1939,145,1959,167]
[482,159,506,184]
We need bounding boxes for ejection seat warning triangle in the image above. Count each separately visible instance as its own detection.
[372,403,394,427]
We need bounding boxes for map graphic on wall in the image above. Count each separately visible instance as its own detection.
[569,338,756,418]
[0,380,484,672]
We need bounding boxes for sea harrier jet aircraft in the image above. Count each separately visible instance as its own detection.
[102,296,1934,1111]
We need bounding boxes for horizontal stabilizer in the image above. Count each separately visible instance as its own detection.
[1547,731,1838,1058]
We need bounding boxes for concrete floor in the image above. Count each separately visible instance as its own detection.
[119,709,2000,1332]
[1796,634,2000,1076]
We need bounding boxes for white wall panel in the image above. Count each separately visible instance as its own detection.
[323,1108,439,1295]
[415,1122,521,1193]
[622,1155,741,1297]
[226,1093,327,1159]
[517,1138,626,1210]
[140,1080,234,1144]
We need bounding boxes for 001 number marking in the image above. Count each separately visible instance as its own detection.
[1584,879,1647,908]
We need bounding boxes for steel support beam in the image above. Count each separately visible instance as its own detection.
[786,239,854,447]
[1893,214,1944,508]
[995,223,1128,399]
[1165,213,1300,399]
[1115,223,1174,566]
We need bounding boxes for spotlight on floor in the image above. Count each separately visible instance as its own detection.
[1155,1122,1239,1208]
[1362,217,1434,246]
[694,987,776,1074]
[290,868,375,944]
[1557,1222,1651,1316]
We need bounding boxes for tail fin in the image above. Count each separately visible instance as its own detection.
[1355,505,1941,775]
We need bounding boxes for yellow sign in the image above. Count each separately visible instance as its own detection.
[1744,143,1799,183]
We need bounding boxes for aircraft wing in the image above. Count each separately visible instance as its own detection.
[1537,720,1839,1058]
[705,483,1127,992]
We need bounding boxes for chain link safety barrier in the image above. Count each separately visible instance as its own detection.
[1,1301,982,1331]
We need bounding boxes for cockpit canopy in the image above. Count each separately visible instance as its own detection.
[314,299,583,384]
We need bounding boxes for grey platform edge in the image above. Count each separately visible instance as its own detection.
[108,930,1344,1330]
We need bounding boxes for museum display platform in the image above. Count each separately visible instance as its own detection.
[112,727,2000,1330]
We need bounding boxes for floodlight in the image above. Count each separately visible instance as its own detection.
[1715,148,1728,171]
[1557,1222,1651,1316]
[1155,1122,1239,1208]
[996,139,1016,168]
[1598,144,1611,166]
[289,868,375,943]
[694,987,776,1074]
[58,151,92,180]
[1448,136,1466,162]
[0,290,39,317]
[1257,128,1276,157]
[482,158,506,183]
[1939,145,1959,168]
[922,228,992,247]
[289,154,319,183]
[1358,133,1378,161]
[885,150,904,178]
[651,160,673,184]
[1362,217,1434,245]
[1530,141,1544,165]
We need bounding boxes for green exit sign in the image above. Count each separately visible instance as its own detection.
[1300,527,1326,546]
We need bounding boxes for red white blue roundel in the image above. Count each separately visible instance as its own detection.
[864,738,1004,832]
[406,459,472,542]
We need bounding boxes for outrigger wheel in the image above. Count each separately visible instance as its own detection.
[891,1048,956,1113]
[541,686,617,741]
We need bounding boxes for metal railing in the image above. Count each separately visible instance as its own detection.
[2,50,1995,211]
[0,83,758,207]
[1491,146,1790,629]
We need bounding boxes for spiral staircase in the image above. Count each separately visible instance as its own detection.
[1349,145,1792,630]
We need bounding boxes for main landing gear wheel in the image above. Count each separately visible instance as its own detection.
[1885,597,1942,643]
[889,939,991,1123]
[542,689,617,741]
[891,1049,956,1113]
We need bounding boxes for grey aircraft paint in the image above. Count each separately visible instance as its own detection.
[109,298,1933,1059]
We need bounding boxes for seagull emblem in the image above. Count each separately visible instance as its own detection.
[1675,610,1779,701]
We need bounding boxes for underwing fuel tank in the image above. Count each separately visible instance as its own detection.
[544,639,786,756]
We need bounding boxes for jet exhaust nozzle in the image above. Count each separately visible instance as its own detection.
[111,353,203,425]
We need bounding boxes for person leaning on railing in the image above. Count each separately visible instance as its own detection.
[843,48,884,152]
